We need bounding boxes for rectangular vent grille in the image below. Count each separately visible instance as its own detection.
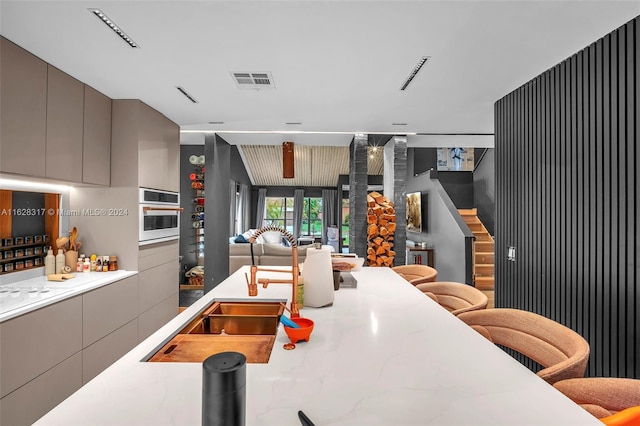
[231,72,275,89]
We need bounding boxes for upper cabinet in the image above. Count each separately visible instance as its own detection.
[0,37,112,185]
[0,37,48,177]
[46,65,84,182]
[83,86,112,186]
[138,103,180,192]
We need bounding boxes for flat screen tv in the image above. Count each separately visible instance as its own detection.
[406,192,422,233]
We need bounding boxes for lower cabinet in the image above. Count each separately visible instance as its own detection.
[0,274,160,425]
[83,319,139,384]
[0,352,83,426]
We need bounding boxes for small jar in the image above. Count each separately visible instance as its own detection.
[102,256,109,272]
[3,251,13,260]
[14,237,24,245]
[34,235,43,243]
[14,261,24,270]
[4,263,14,272]
[14,249,24,258]
[24,236,33,244]
[34,246,42,255]
[34,258,43,266]
[24,248,34,256]
[109,256,118,271]
[24,259,34,268]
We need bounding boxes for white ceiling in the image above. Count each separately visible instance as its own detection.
[2,0,638,184]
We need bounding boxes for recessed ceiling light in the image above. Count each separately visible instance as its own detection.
[392,123,408,126]
[285,122,302,125]
[88,8,139,48]
[208,121,225,125]
[176,86,198,103]
[400,56,430,91]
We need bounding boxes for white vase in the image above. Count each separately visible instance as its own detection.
[302,247,335,308]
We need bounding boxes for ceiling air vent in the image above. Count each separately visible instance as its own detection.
[231,72,276,89]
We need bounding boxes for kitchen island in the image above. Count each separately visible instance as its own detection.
[35,266,598,425]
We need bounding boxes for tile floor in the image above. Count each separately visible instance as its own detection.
[179,289,204,307]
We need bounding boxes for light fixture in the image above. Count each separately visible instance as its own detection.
[0,178,71,193]
[176,86,198,103]
[400,56,430,91]
[208,121,225,125]
[88,8,139,48]
[180,130,418,135]
[283,142,294,179]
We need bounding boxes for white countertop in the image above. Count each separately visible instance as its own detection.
[0,270,138,322]
[35,266,598,425]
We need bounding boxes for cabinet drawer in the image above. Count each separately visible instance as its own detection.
[0,295,82,398]
[138,260,178,314]
[83,275,138,347]
[83,319,138,384]
[0,352,82,426]
[138,292,178,342]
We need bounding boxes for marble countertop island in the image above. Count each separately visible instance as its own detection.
[35,266,598,425]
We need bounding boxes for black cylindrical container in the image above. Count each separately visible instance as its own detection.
[202,352,246,426]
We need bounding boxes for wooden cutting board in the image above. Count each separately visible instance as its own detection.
[148,334,276,364]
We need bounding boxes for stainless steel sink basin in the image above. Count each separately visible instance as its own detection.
[147,300,284,364]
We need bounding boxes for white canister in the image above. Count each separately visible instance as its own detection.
[301,246,335,308]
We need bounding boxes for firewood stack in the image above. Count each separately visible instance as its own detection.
[366,191,396,266]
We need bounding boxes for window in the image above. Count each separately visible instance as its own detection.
[264,196,322,237]
[265,197,294,233]
[302,197,322,238]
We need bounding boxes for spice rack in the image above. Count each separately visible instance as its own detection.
[0,235,50,274]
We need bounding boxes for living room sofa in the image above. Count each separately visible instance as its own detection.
[229,243,310,275]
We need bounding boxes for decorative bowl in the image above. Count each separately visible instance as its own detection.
[284,317,314,344]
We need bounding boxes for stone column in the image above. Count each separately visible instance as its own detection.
[384,135,407,266]
[349,134,368,258]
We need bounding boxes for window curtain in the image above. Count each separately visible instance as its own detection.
[239,183,250,234]
[229,180,237,236]
[255,188,267,228]
[322,189,337,244]
[292,189,304,238]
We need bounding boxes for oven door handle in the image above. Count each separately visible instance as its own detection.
[142,206,184,212]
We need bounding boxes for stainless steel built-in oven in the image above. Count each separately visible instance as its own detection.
[139,188,182,245]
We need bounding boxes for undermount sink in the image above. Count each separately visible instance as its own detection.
[147,300,284,364]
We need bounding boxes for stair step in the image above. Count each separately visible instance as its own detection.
[475,252,495,264]
[475,234,493,242]
[458,208,478,216]
[475,265,494,275]
[476,242,494,252]
[475,277,495,290]
[467,223,484,232]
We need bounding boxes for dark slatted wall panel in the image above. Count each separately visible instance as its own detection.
[495,16,639,378]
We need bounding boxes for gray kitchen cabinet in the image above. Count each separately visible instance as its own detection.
[138,292,179,342]
[83,85,112,185]
[138,103,180,191]
[0,37,48,177]
[138,241,179,340]
[0,352,82,426]
[46,65,84,182]
[83,275,138,347]
[0,295,83,399]
[83,319,138,384]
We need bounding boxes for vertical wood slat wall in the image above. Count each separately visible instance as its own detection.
[495,16,638,379]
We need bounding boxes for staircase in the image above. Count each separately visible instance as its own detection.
[459,209,495,306]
